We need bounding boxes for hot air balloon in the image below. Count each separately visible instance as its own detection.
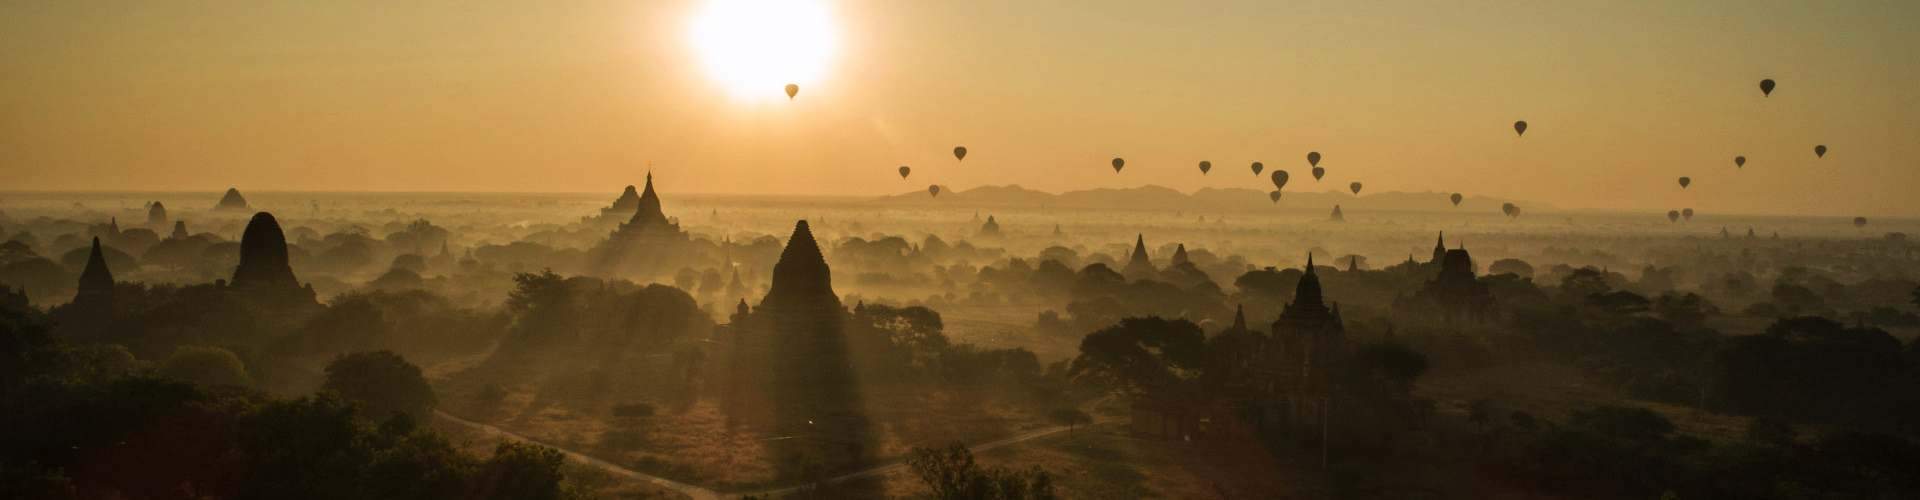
[1450,193,1463,206]
[1111,157,1125,172]
[1271,170,1289,190]
[1667,210,1680,223]
[1734,156,1746,168]
[1312,167,1325,181]
[1509,205,1522,218]
[1682,208,1694,221]
[784,83,799,99]
[1759,79,1775,97]
[1502,202,1518,218]
[1307,152,1321,167]
[1349,182,1363,195]
[1854,216,1868,228]
[1678,177,1691,189]
[1198,161,1212,174]
[1269,191,1282,203]
[928,185,941,197]
[1514,121,1528,137]
[953,146,968,161]
[1251,162,1265,176]
[1814,145,1827,158]
[898,166,911,179]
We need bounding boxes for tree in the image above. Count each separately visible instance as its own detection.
[471,442,570,500]
[1488,258,1534,278]
[158,345,250,387]
[907,443,1056,500]
[1048,408,1092,438]
[1067,317,1206,397]
[322,350,437,421]
[1559,268,1612,299]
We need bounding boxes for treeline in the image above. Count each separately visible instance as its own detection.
[0,305,580,499]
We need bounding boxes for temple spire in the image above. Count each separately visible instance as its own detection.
[1123,234,1156,278]
[75,237,114,303]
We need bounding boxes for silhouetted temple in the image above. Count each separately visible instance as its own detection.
[726,220,870,472]
[1262,254,1347,429]
[74,237,114,308]
[1171,244,1190,267]
[1397,244,1496,325]
[979,215,1001,236]
[146,201,167,229]
[591,173,693,278]
[602,185,642,219]
[1133,256,1348,441]
[215,188,249,211]
[170,221,189,240]
[1430,232,1447,265]
[1122,234,1156,280]
[231,212,316,304]
[1330,204,1345,222]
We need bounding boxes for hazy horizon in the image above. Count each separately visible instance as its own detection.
[5,0,1917,218]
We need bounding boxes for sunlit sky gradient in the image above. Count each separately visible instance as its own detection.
[2,0,1915,216]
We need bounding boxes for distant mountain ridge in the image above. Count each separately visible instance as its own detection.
[877,184,1552,213]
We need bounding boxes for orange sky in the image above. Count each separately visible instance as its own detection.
[2,0,1915,216]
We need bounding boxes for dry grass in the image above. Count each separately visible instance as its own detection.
[429,414,689,500]
[864,421,1315,499]
[1418,361,1752,442]
[433,375,1051,491]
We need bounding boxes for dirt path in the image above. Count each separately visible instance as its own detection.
[435,411,722,500]
[435,411,1081,499]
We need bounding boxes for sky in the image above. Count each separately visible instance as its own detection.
[2,0,1915,216]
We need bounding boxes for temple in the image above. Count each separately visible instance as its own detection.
[1122,234,1156,280]
[215,188,250,211]
[230,212,317,305]
[589,173,694,278]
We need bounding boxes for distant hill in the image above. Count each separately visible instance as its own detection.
[878,184,1550,214]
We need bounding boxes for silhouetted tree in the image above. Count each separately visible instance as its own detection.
[322,350,437,422]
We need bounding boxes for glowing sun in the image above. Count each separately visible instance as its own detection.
[689,0,837,99]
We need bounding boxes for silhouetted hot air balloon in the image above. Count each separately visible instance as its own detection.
[898,166,911,179]
[1667,210,1680,223]
[1312,167,1325,181]
[1450,193,1463,206]
[1251,161,1264,176]
[1307,152,1321,167]
[1269,191,1282,203]
[1734,156,1746,168]
[953,146,967,161]
[1682,208,1694,221]
[1111,157,1125,172]
[928,185,940,197]
[1349,182,1363,195]
[785,84,799,99]
[1509,205,1522,218]
[1854,216,1868,228]
[1514,121,1528,137]
[1759,79,1775,97]
[1814,145,1827,158]
[1271,170,1289,190]
[1678,177,1691,189]
[1198,160,1212,174]
[1502,202,1518,218]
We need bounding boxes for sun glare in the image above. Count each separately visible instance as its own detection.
[690,0,837,100]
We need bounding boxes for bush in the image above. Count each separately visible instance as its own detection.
[908,443,1056,500]
[158,345,251,387]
